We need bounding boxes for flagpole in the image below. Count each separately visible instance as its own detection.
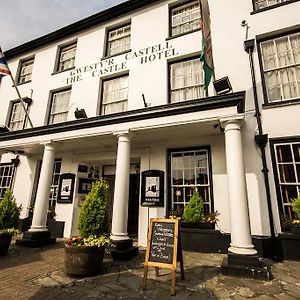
[8,73,34,128]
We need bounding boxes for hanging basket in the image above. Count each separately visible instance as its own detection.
[64,244,105,276]
[0,233,13,256]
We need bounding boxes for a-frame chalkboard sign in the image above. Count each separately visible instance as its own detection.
[142,218,184,296]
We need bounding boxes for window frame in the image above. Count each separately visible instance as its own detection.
[16,56,34,85]
[168,55,205,104]
[49,158,62,210]
[257,30,300,106]
[47,87,72,125]
[0,163,17,200]
[167,146,214,216]
[104,23,131,58]
[270,137,300,224]
[169,0,201,39]
[54,41,77,74]
[251,0,299,14]
[99,73,129,115]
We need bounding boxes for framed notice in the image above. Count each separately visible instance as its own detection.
[78,178,93,194]
[57,173,76,204]
[141,170,164,207]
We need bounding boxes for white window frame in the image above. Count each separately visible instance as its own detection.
[170,148,213,214]
[18,58,34,84]
[9,102,27,131]
[260,32,300,103]
[49,159,62,210]
[106,24,131,57]
[49,89,71,125]
[57,43,77,72]
[171,1,201,37]
[101,75,128,115]
[170,57,205,103]
[254,0,292,10]
[0,163,15,200]
[274,142,300,220]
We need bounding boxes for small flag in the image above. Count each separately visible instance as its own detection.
[0,48,11,78]
[199,0,214,90]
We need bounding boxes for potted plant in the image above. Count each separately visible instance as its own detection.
[290,195,300,234]
[64,179,110,276]
[0,189,21,256]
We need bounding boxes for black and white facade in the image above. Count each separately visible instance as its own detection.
[0,0,299,259]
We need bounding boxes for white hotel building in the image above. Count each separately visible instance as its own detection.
[0,0,299,261]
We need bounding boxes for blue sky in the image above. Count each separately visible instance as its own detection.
[0,0,127,50]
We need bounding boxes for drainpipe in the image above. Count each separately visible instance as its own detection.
[244,39,282,261]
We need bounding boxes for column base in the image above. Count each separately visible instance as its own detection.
[221,252,272,280]
[110,238,138,261]
[16,231,56,248]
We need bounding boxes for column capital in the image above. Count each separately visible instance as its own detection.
[220,115,245,132]
[40,141,55,150]
[113,130,135,141]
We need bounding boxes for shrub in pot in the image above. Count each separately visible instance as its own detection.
[0,189,21,256]
[65,179,110,276]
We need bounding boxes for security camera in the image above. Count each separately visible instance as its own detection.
[241,20,248,27]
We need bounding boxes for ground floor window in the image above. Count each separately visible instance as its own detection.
[0,163,15,200]
[169,147,213,215]
[273,142,300,220]
[49,159,62,210]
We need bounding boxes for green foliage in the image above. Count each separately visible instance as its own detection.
[0,189,21,231]
[182,189,204,223]
[291,195,300,220]
[77,179,109,238]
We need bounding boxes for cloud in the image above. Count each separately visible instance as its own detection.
[0,0,125,50]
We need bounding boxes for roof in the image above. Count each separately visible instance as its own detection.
[4,0,162,59]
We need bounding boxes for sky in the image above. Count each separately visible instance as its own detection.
[0,0,127,51]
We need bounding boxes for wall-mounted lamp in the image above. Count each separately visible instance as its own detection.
[213,77,232,95]
[11,155,20,167]
[135,164,140,174]
[74,108,87,119]
[0,125,10,133]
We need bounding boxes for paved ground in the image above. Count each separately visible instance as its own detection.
[1,239,300,299]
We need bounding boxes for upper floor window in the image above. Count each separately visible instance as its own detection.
[170,57,205,103]
[101,75,128,115]
[49,89,71,124]
[56,43,77,72]
[8,98,32,131]
[171,1,201,37]
[106,24,131,57]
[18,58,34,84]
[260,32,300,103]
[254,0,294,10]
[0,163,15,200]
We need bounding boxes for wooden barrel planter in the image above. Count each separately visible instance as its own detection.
[64,245,105,276]
[0,233,13,256]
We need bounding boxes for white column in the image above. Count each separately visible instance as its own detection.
[220,116,257,255]
[29,143,55,232]
[111,131,132,241]
[0,152,2,164]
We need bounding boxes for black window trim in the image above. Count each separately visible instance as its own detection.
[16,55,35,86]
[251,0,300,14]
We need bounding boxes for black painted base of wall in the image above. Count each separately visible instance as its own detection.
[221,253,272,280]
[110,238,139,261]
[16,231,56,247]
[281,233,300,261]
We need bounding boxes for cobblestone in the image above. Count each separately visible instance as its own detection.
[1,238,300,299]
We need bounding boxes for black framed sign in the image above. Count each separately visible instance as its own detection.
[141,170,164,207]
[57,173,76,204]
[78,178,93,194]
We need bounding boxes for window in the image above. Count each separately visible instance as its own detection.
[169,148,213,214]
[260,32,300,103]
[8,98,31,131]
[57,43,77,72]
[170,57,205,103]
[18,58,34,84]
[49,159,62,209]
[274,142,300,220]
[49,89,71,124]
[0,163,15,200]
[101,76,128,114]
[106,24,131,56]
[171,1,201,37]
[254,0,294,10]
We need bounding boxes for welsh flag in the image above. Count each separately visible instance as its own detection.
[199,0,214,90]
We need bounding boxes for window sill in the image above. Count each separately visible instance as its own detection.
[262,98,300,109]
[102,49,132,60]
[166,28,201,41]
[16,80,32,86]
[251,0,299,14]
[51,66,75,76]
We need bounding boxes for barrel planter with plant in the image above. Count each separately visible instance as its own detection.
[0,189,21,256]
[64,179,110,276]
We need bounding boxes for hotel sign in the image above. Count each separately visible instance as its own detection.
[66,41,179,84]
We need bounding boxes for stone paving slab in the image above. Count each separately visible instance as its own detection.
[0,239,300,299]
